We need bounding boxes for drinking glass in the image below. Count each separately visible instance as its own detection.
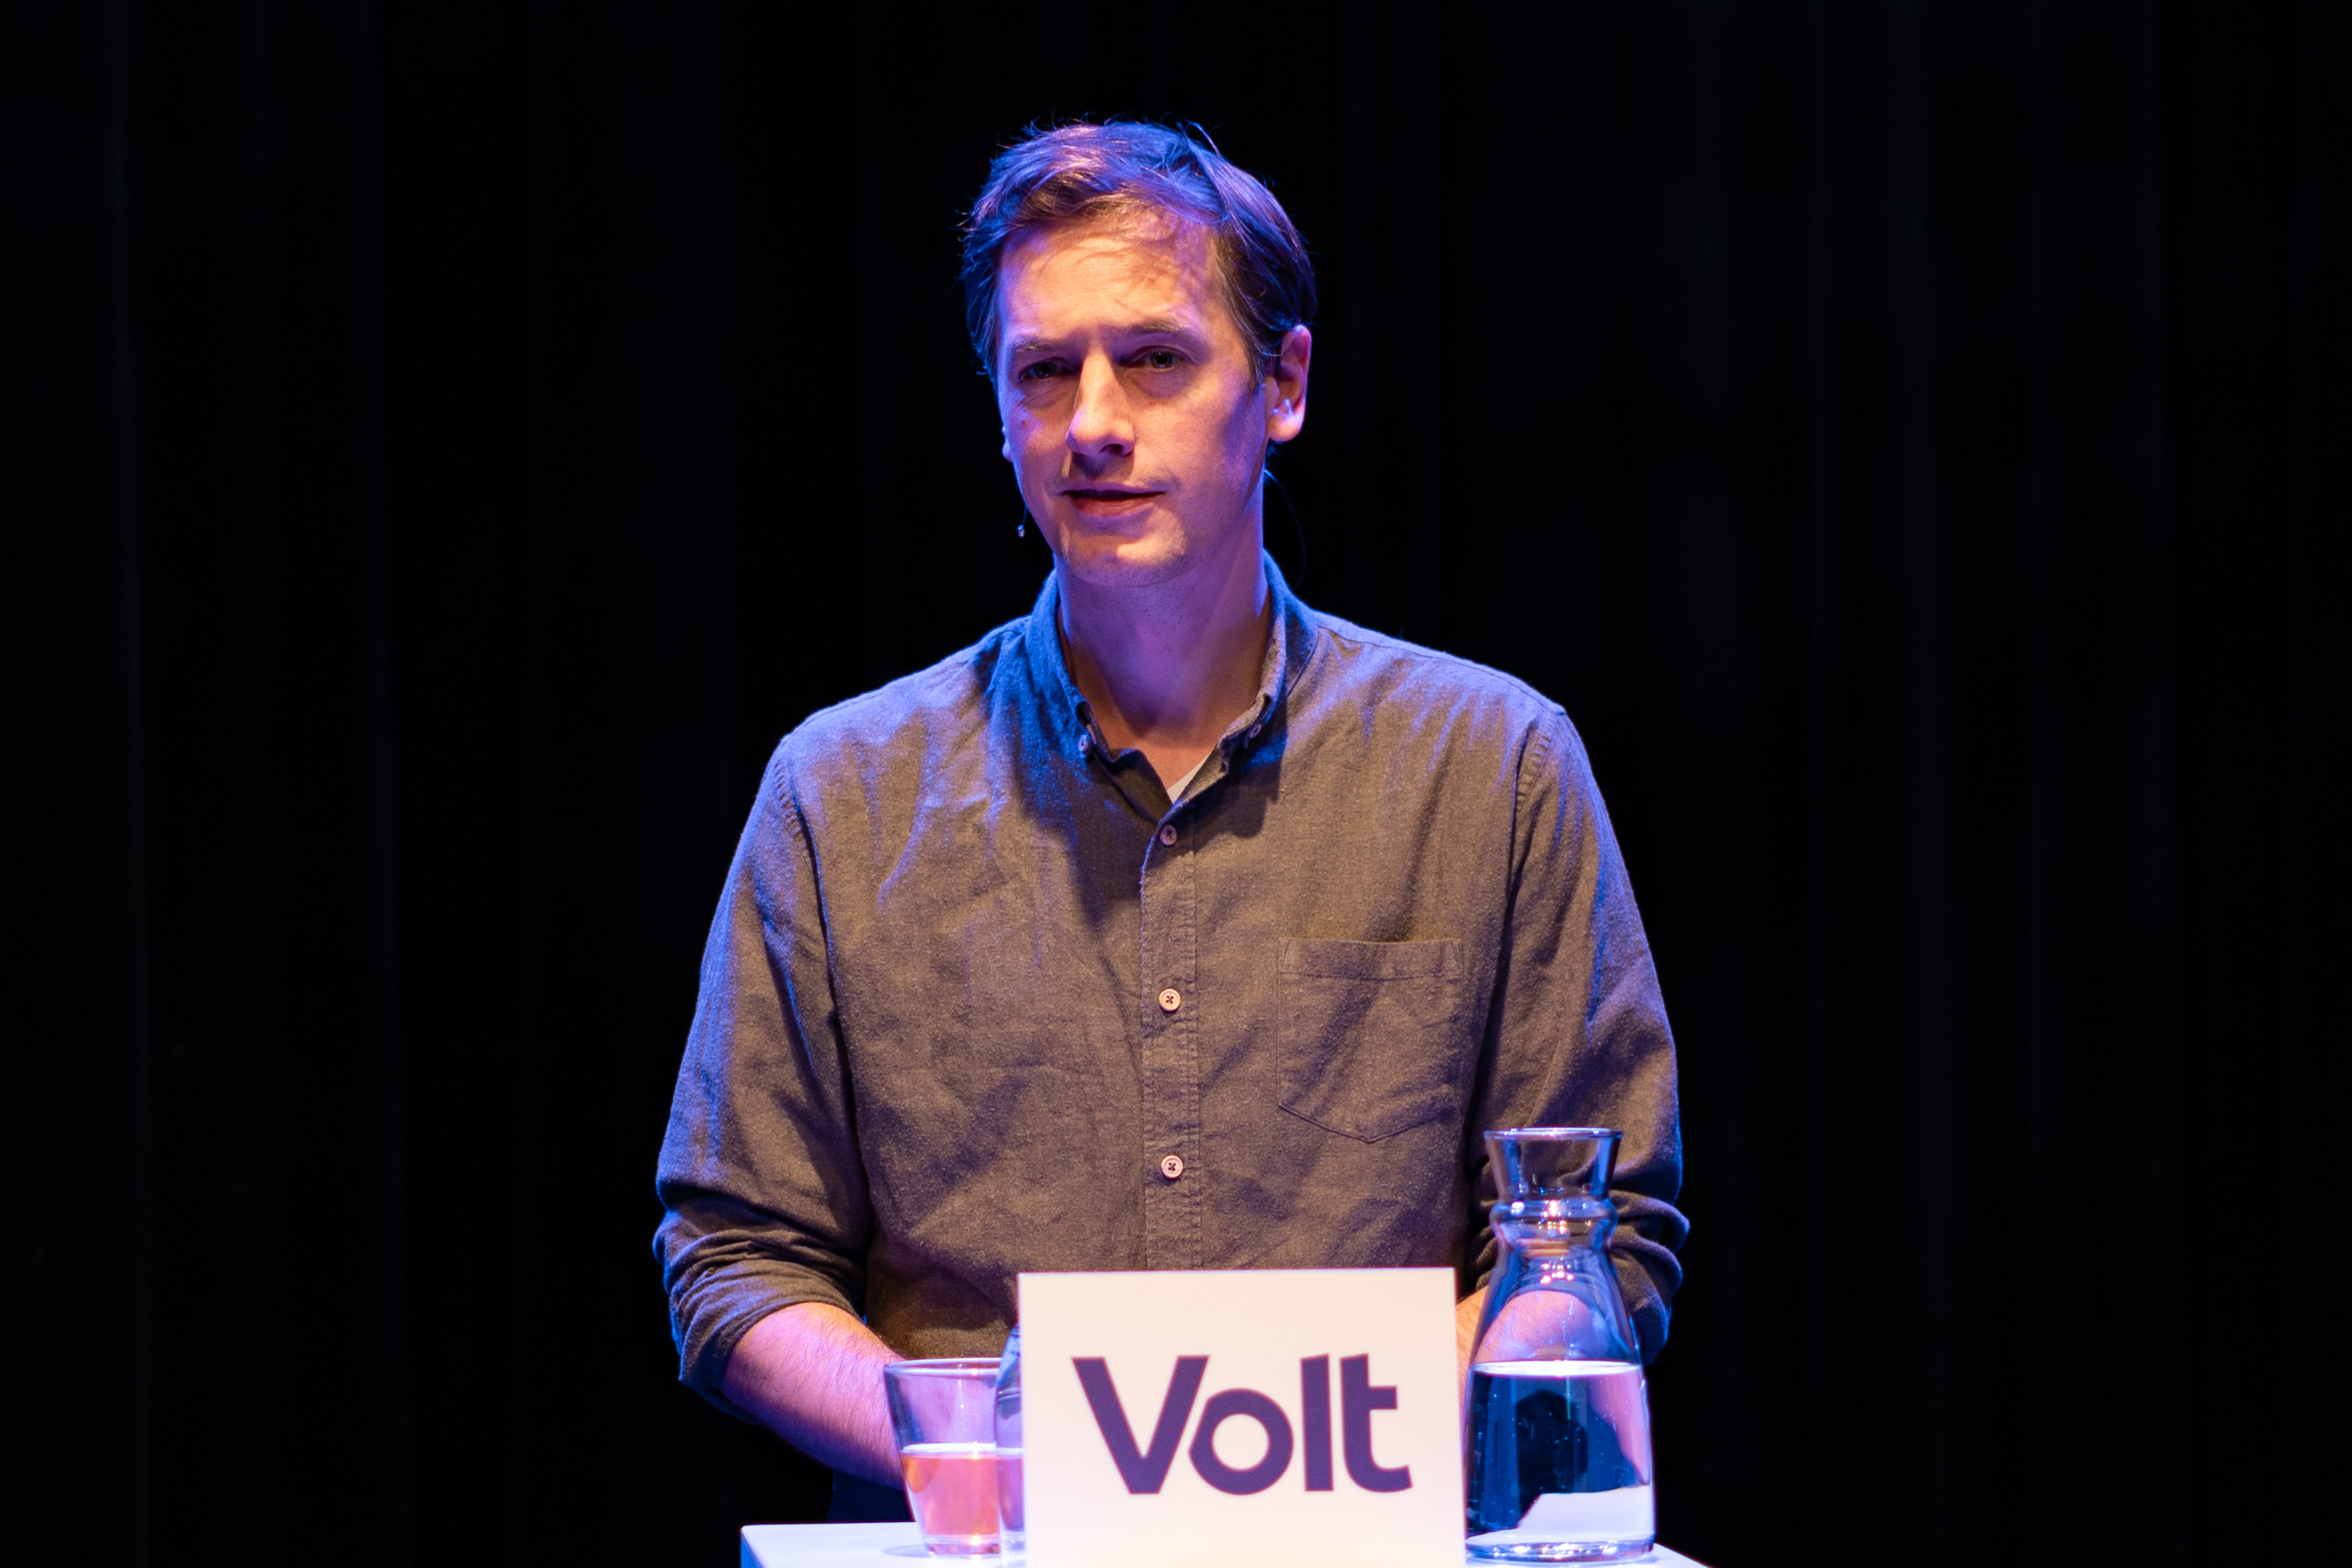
[993,1328,1024,1561]
[883,1358,1003,1557]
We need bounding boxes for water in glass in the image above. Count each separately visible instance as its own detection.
[993,1327,1025,1560]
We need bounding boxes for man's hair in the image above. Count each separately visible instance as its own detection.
[961,121,1317,375]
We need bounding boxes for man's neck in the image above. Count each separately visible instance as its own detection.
[1056,527,1271,794]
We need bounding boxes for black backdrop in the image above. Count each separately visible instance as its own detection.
[10,3,2347,1565]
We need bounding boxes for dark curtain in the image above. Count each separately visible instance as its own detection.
[9,3,2344,1565]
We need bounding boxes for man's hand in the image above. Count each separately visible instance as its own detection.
[1456,1286,1486,1394]
[721,1302,904,1486]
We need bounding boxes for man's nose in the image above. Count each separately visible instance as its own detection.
[1066,354,1133,459]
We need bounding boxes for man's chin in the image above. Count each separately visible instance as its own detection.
[1053,534,1195,591]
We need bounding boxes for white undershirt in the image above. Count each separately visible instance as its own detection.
[1162,749,1214,802]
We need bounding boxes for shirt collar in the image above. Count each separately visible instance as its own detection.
[1019,550,1314,773]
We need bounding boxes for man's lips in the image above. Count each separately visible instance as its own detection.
[1062,487,1163,513]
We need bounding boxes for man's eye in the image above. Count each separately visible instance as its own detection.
[1017,361,1066,382]
[1138,350,1182,371]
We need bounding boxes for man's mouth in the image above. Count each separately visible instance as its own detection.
[1063,487,1162,514]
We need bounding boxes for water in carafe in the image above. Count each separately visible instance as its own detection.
[1465,1127,1655,1563]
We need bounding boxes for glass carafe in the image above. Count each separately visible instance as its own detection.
[1465,1127,1655,1562]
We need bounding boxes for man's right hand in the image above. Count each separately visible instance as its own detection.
[720,1301,904,1487]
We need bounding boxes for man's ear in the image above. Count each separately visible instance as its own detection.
[1264,325,1312,445]
[993,360,1014,460]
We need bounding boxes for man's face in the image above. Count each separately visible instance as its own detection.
[994,214,1307,591]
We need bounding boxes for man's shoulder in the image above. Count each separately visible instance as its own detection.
[1293,607,1605,813]
[765,615,1035,792]
[1299,607,1573,735]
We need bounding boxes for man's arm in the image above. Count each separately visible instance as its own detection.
[1469,713,1687,1356]
[657,752,883,1429]
[721,1302,904,1486]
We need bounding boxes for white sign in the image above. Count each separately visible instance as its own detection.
[1017,1268,1464,1568]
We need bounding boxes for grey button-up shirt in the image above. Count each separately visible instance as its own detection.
[655,558,1685,1416]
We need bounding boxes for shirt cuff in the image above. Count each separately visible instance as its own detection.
[675,1265,859,1420]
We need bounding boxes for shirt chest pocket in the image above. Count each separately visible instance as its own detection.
[1278,937,1468,1143]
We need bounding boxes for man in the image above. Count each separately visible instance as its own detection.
[654,122,1685,1506]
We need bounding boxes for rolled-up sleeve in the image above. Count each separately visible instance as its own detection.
[1467,712,1687,1361]
[654,745,870,1417]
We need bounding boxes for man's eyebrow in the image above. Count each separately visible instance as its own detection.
[1003,319,1208,361]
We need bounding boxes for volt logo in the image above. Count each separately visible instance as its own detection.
[1071,1355,1414,1496]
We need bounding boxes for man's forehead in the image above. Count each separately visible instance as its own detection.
[997,213,1221,335]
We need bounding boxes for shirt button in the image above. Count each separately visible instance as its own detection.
[1247,724,1262,738]
[1158,825,1177,846]
[1159,1154,1186,1180]
[1157,987,1182,1013]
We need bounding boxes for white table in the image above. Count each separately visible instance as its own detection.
[740,1523,1710,1567]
